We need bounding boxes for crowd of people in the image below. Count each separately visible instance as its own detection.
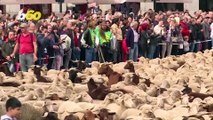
[0,8,213,72]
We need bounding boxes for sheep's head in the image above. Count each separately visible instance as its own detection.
[98,64,113,75]
[72,92,93,103]
[124,61,135,72]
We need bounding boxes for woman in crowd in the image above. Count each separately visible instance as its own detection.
[111,17,123,63]
[161,17,177,58]
[138,21,149,58]
[96,21,112,62]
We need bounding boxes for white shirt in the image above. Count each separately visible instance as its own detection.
[60,34,71,50]
[154,25,163,35]
[132,28,139,43]
[210,22,213,39]
[1,115,16,120]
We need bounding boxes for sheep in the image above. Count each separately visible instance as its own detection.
[64,114,80,120]
[42,112,59,120]
[98,64,123,86]
[97,108,115,120]
[57,101,84,120]
[105,103,126,120]
[87,78,109,100]
[69,92,93,103]
[123,73,139,85]
[74,60,86,71]
[19,103,44,120]
[87,78,129,100]
[0,62,14,76]
[73,84,88,93]
[124,61,135,72]
[120,108,143,120]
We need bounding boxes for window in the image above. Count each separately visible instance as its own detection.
[199,0,213,11]
[155,3,184,12]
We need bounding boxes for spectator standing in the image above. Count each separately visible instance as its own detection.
[45,24,58,70]
[60,25,71,69]
[10,23,37,72]
[194,18,204,52]
[0,26,4,63]
[52,26,62,70]
[148,20,163,59]
[65,20,75,68]
[188,18,197,52]
[180,17,190,39]
[83,20,97,66]
[111,18,123,63]
[96,21,112,62]
[202,17,210,50]
[126,21,139,61]
[139,22,149,58]
[1,30,17,72]
[211,18,213,48]
[72,24,81,61]
[161,18,176,58]
[36,26,47,67]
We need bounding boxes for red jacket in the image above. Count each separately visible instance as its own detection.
[180,21,190,37]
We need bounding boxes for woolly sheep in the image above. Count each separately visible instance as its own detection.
[57,101,83,120]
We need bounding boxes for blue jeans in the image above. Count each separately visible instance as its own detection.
[129,43,138,62]
[19,53,34,72]
[72,47,80,61]
[194,41,200,52]
[85,48,96,66]
[63,49,71,69]
[37,57,44,67]
[148,44,157,59]
[189,41,195,52]
[211,38,213,48]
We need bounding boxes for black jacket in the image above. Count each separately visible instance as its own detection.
[83,29,94,47]
[194,23,204,41]
[126,28,134,48]
[66,28,75,48]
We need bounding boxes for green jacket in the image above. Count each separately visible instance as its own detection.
[2,39,18,62]
[97,30,112,45]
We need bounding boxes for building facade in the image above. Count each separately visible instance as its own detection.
[0,0,211,17]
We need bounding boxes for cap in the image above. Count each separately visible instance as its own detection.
[20,23,28,28]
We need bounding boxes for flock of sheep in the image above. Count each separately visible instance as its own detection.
[1,50,213,120]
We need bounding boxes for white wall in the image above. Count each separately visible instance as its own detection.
[140,2,153,12]
[52,3,67,14]
[99,4,111,14]
[6,5,20,15]
[184,0,199,14]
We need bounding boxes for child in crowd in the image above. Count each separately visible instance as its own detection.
[0,97,22,120]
